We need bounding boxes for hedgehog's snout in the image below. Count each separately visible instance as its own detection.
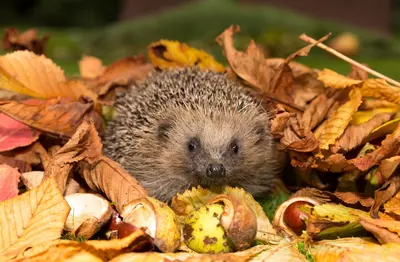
[206,163,226,178]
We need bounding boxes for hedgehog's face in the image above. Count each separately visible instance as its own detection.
[156,108,277,188]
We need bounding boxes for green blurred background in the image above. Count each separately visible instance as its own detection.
[1,0,399,79]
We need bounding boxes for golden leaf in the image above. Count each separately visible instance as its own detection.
[0,177,70,260]
[0,51,94,101]
[361,79,400,104]
[317,69,362,89]
[319,88,363,150]
[148,40,225,72]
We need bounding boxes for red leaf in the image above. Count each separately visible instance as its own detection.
[0,164,21,201]
[0,113,40,152]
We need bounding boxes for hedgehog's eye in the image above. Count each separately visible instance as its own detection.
[230,141,239,154]
[188,137,200,152]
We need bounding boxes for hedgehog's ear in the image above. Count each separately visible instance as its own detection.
[157,119,173,141]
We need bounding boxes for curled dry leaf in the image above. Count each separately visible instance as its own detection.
[348,65,369,81]
[376,156,400,181]
[2,141,51,170]
[279,113,319,153]
[318,88,363,150]
[148,40,225,72]
[0,50,95,101]
[360,99,400,110]
[318,68,362,89]
[370,176,400,218]
[121,196,180,253]
[2,27,48,55]
[84,55,154,105]
[79,55,105,79]
[359,217,400,244]
[331,112,393,153]
[0,164,20,201]
[43,119,147,209]
[0,113,40,152]
[361,79,400,104]
[0,98,102,139]
[0,177,70,260]
[384,191,400,218]
[64,193,113,240]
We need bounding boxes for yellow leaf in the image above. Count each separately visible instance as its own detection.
[0,177,70,260]
[319,88,363,150]
[361,78,400,104]
[0,50,93,101]
[366,117,400,143]
[351,107,398,125]
[317,69,362,89]
[148,40,225,72]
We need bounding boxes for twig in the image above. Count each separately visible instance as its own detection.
[299,33,400,87]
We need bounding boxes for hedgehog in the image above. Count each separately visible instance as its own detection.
[103,67,286,202]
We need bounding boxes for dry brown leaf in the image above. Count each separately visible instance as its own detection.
[270,106,291,139]
[370,176,400,218]
[384,191,400,218]
[2,142,51,169]
[0,155,31,173]
[318,69,362,89]
[319,88,363,150]
[360,99,400,110]
[3,28,49,55]
[313,154,356,173]
[79,55,105,79]
[348,65,369,81]
[84,55,153,105]
[0,98,102,139]
[43,119,147,211]
[331,112,393,153]
[359,217,400,244]
[376,156,400,181]
[0,177,70,260]
[279,114,319,152]
[333,192,374,208]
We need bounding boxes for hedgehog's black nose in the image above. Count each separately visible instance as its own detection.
[206,163,226,178]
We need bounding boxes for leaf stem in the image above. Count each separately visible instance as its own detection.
[299,33,400,87]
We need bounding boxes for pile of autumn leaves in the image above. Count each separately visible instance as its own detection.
[0,24,400,261]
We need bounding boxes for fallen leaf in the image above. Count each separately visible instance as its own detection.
[291,71,325,109]
[384,191,400,218]
[360,99,400,110]
[20,171,44,190]
[0,50,95,101]
[310,237,379,262]
[376,156,400,181]
[148,40,225,72]
[319,88,363,150]
[0,98,102,139]
[361,79,400,104]
[43,119,147,211]
[351,107,398,125]
[333,192,374,208]
[370,176,400,218]
[279,114,319,152]
[0,177,70,259]
[359,217,400,244]
[84,55,153,105]
[0,164,20,201]
[331,112,393,153]
[318,69,362,89]
[0,113,40,152]
[270,107,291,139]
[2,142,50,169]
[79,55,105,79]
[3,28,49,55]
[337,242,400,261]
[14,228,152,261]
[348,65,369,81]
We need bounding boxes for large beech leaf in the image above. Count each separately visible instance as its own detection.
[0,177,70,259]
